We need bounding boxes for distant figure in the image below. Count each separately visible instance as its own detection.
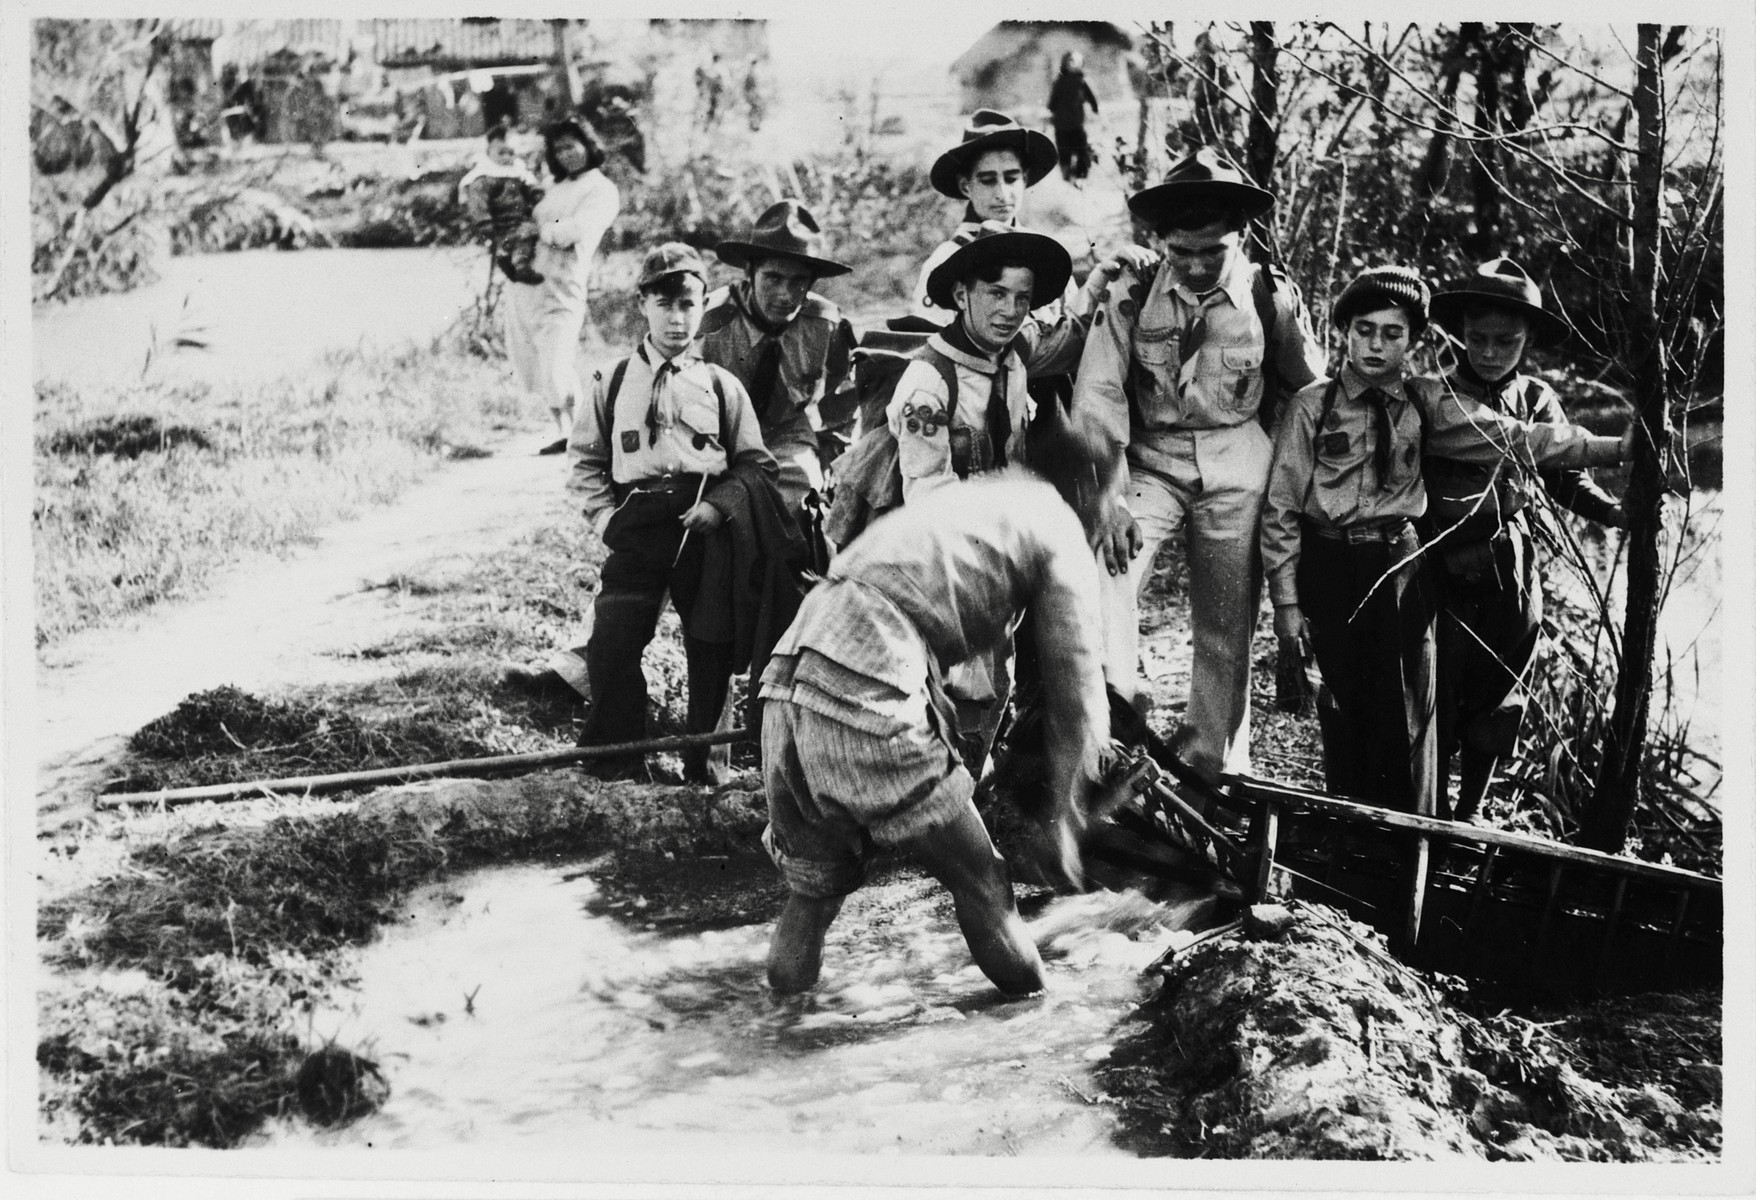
[457,123,545,286]
[743,57,767,132]
[696,53,728,129]
[1047,51,1099,182]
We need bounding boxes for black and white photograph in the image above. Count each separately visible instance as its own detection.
[5,2,1750,1195]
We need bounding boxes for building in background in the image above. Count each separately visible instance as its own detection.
[950,21,1136,122]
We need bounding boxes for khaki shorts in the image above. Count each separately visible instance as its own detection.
[760,696,976,899]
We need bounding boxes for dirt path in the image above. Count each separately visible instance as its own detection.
[33,441,576,834]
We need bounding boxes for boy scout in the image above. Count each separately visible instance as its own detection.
[761,448,1117,997]
[1424,258,1625,820]
[1072,146,1326,786]
[701,199,859,511]
[567,243,779,779]
[1260,266,1631,815]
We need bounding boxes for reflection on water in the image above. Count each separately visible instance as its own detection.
[255,861,1208,1155]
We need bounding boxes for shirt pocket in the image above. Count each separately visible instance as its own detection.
[1219,345,1264,410]
[674,380,723,443]
[1133,322,1176,370]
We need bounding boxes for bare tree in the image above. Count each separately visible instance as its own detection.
[32,19,170,302]
[1582,25,1673,852]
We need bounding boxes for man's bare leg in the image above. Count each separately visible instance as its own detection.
[899,805,1045,996]
[767,894,844,993]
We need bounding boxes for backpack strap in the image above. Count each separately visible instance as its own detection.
[1300,375,1343,514]
[916,344,960,421]
[1252,261,1284,429]
[601,355,634,441]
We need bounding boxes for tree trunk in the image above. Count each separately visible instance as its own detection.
[551,19,581,111]
[1245,22,1280,263]
[1584,24,1669,853]
[1464,29,1504,259]
[1407,26,1472,251]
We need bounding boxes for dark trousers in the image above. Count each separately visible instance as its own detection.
[579,484,734,775]
[1431,523,1541,820]
[1298,522,1438,815]
[1054,125,1091,181]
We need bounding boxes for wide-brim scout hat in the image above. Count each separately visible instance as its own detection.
[714,199,852,278]
[1127,146,1275,226]
[925,221,1072,311]
[929,109,1058,198]
[1430,257,1574,348]
[636,241,707,289]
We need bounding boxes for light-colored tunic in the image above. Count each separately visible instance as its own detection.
[504,167,621,416]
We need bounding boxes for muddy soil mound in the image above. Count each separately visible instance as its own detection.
[1097,906,1720,1161]
[112,686,502,792]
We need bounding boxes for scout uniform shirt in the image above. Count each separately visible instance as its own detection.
[567,337,772,527]
[1260,364,1626,609]
[1073,250,1324,470]
[1424,367,1622,542]
[886,320,1088,502]
[696,280,857,437]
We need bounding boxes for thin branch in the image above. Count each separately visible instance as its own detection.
[1276,34,1636,227]
[1137,25,1281,135]
[1504,26,1634,100]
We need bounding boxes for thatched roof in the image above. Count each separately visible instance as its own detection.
[951,20,1134,80]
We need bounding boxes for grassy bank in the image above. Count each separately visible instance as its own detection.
[32,338,534,648]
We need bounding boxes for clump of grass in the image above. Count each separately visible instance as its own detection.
[32,342,539,647]
[106,685,504,794]
[46,413,215,458]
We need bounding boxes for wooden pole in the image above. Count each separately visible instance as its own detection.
[98,729,757,810]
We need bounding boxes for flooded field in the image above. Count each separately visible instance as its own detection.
[253,860,1212,1156]
[32,246,483,389]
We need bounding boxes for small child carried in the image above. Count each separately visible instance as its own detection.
[457,123,545,285]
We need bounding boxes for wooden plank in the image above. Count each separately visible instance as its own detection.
[1530,862,1567,983]
[1253,799,1281,904]
[1595,876,1630,991]
[1463,845,1499,946]
[1399,833,1431,954]
[1227,775,1720,893]
[98,729,758,809]
[1662,889,1693,975]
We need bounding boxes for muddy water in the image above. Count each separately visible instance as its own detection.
[257,861,1208,1156]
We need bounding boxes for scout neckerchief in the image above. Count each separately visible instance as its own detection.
[735,283,793,431]
[1355,384,1398,491]
[942,318,1015,469]
[640,341,683,447]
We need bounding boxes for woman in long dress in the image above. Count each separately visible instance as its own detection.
[504,118,622,442]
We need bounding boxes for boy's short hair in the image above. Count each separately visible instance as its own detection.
[639,271,705,301]
[965,255,1039,290]
[1153,203,1249,236]
[485,122,510,144]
